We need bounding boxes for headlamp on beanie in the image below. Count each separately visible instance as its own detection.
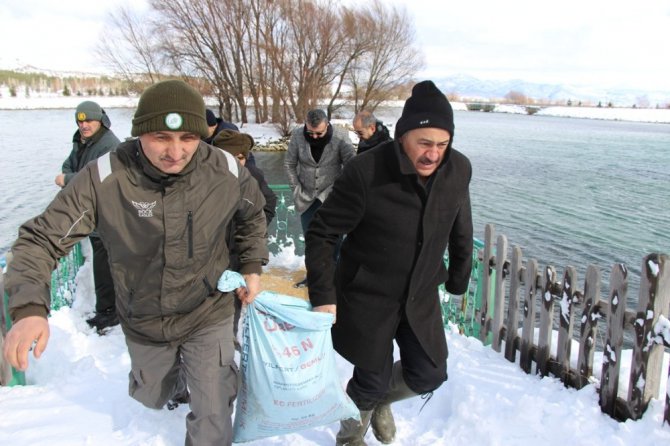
[131,79,209,138]
[394,80,455,144]
[75,101,104,122]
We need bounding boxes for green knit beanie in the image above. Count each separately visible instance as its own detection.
[212,130,255,157]
[131,79,208,138]
[75,101,103,122]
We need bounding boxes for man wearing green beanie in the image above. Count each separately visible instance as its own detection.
[4,79,269,446]
[55,100,120,333]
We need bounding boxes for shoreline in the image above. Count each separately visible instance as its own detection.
[1,95,669,125]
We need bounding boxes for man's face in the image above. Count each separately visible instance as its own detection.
[305,121,328,139]
[77,119,102,139]
[353,119,376,141]
[139,131,201,174]
[399,128,451,180]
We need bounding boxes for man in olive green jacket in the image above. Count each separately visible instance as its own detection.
[3,80,268,446]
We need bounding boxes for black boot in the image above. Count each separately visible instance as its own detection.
[371,362,418,444]
[86,308,119,333]
[336,410,372,446]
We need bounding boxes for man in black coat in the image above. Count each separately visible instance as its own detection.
[305,81,473,445]
[352,110,392,154]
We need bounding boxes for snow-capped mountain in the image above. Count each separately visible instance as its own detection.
[434,74,670,107]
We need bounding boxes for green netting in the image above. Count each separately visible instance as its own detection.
[2,242,84,386]
[50,243,84,311]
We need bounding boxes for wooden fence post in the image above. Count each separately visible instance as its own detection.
[600,263,628,418]
[537,266,557,377]
[520,259,538,374]
[627,254,670,420]
[492,234,508,352]
[504,246,523,362]
[576,265,602,389]
[556,266,578,383]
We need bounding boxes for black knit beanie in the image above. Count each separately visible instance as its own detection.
[212,130,255,157]
[394,80,454,141]
[131,80,209,138]
[206,109,218,126]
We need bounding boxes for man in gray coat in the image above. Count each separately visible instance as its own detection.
[55,101,120,332]
[284,109,355,287]
[306,81,473,445]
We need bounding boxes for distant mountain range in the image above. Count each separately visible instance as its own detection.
[433,74,670,108]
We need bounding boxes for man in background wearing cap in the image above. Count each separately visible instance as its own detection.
[285,108,356,288]
[5,79,269,445]
[305,81,473,445]
[213,129,277,344]
[54,100,120,332]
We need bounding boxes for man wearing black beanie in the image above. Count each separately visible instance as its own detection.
[305,80,473,445]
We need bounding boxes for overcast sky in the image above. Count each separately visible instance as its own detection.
[1,0,668,92]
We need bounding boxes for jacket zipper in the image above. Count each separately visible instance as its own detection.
[187,211,193,258]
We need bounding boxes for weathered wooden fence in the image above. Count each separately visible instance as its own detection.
[474,223,670,424]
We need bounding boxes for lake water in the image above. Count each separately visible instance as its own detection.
[1,108,668,301]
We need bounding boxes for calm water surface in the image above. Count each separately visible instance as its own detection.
[1,108,668,296]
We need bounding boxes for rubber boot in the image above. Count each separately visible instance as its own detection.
[371,362,418,444]
[336,410,372,446]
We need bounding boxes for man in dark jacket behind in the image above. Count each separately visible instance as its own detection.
[352,110,392,154]
[54,100,121,332]
[5,80,269,446]
[305,81,473,445]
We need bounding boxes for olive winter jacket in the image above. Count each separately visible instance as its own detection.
[7,139,268,345]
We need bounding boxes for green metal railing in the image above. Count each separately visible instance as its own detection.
[440,238,493,342]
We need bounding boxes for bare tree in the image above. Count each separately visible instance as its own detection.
[96,6,165,90]
[348,0,423,112]
[101,0,424,127]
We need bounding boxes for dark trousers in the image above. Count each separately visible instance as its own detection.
[90,236,116,313]
[301,199,342,260]
[346,310,448,411]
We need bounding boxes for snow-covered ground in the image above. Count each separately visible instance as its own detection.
[1,242,669,446]
[2,89,670,124]
[1,91,670,445]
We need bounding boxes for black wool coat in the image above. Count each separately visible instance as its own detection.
[305,140,473,371]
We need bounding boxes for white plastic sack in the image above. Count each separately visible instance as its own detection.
[217,271,359,443]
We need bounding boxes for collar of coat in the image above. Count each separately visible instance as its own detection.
[72,125,108,146]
